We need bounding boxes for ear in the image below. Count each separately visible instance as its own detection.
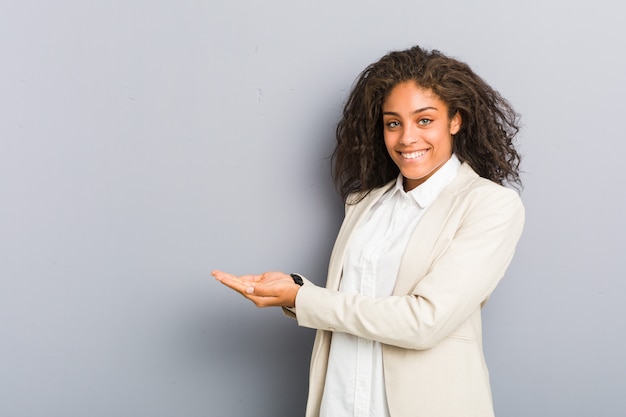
[449,111,462,135]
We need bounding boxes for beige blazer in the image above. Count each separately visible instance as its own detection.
[288,163,525,417]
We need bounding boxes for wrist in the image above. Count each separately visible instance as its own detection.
[287,274,303,308]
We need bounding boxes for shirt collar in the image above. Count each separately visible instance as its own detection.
[382,154,461,208]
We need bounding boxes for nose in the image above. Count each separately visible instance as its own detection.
[399,128,417,146]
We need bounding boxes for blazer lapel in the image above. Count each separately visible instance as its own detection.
[325,184,393,290]
[392,163,478,295]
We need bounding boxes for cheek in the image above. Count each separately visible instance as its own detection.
[434,133,454,153]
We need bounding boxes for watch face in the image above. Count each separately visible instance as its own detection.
[290,274,304,286]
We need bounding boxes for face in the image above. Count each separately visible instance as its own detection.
[382,81,461,191]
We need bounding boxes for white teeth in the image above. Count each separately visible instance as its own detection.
[401,150,426,159]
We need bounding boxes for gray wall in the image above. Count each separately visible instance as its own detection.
[1,1,624,416]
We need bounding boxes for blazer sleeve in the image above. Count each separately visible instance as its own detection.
[292,185,525,350]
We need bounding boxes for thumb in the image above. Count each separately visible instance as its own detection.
[247,284,278,297]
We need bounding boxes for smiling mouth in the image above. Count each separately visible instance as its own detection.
[401,150,427,159]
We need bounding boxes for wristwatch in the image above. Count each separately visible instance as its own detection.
[290,273,304,286]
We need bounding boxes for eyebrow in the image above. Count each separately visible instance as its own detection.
[382,106,438,116]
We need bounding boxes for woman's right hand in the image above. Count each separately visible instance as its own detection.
[212,270,300,308]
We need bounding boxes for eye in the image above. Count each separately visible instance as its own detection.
[385,120,400,128]
[418,118,432,126]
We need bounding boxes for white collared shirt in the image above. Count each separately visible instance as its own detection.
[319,155,461,417]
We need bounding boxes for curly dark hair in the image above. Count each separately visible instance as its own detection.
[332,45,521,202]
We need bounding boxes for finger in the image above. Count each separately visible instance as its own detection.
[218,274,249,293]
[248,285,267,297]
[244,293,281,308]
[250,282,289,298]
[240,274,263,283]
[211,270,236,282]
[213,271,249,289]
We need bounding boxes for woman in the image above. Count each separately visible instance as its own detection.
[213,45,525,417]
